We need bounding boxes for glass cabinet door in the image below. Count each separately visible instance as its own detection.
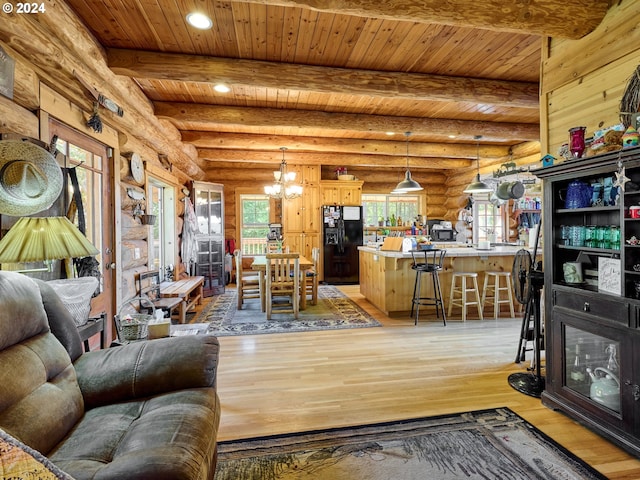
[564,325,621,414]
[192,182,225,296]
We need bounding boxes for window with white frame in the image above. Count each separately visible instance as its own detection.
[240,195,270,254]
[362,194,420,226]
[473,199,505,243]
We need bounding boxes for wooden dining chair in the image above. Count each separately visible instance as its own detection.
[265,253,300,319]
[304,247,320,306]
[234,249,261,309]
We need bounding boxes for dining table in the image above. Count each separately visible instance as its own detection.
[251,254,315,312]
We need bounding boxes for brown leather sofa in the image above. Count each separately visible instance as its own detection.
[0,271,221,479]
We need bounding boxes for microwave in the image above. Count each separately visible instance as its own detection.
[431,228,456,242]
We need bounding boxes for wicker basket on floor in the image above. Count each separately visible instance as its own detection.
[117,296,155,341]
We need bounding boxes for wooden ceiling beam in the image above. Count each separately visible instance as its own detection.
[198,149,472,169]
[0,7,204,179]
[236,0,611,39]
[156,103,540,142]
[182,132,511,159]
[203,167,448,187]
[108,48,538,109]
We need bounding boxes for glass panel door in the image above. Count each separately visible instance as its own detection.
[193,182,225,296]
[564,325,621,413]
[50,121,114,335]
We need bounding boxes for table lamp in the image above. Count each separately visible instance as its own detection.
[0,216,99,273]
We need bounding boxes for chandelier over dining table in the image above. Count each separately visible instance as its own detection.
[264,147,303,199]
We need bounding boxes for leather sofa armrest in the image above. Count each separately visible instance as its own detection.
[73,335,219,409]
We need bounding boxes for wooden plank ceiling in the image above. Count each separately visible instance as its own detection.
[64,0,613,178]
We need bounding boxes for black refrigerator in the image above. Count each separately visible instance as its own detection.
[322,205,364,284]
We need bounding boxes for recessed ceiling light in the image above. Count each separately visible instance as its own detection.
[186,12,213,30]
[385,131,395,136]
[448,134,457,139]
[214,84,230,93]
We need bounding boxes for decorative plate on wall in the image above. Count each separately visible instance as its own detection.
[129,152,144,184]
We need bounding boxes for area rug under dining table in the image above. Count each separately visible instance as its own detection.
[214,407,607,480]
[194,285,382,336]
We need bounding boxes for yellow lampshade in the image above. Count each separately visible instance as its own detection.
[0,216,99,264]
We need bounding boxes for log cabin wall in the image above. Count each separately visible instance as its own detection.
[1,0,549,297]
[541,1,640,157]
[211,164,450,242]
[119,162,149,302]
[0,13,197,311]
[211,144,540,248]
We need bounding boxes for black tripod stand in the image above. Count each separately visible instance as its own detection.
[508,267,545,397]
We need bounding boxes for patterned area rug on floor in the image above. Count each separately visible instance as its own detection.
[194,285,382,336]
[214,407,607,480]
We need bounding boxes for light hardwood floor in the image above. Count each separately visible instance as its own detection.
[201,285,640,479]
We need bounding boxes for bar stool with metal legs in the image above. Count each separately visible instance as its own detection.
[481,271,515,319]
[410,248,447,325]
[448,272,483,322]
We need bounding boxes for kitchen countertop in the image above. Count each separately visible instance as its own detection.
[358,243,537,316]
[358,244,534,258]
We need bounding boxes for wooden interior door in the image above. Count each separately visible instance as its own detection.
[49,121,116,344]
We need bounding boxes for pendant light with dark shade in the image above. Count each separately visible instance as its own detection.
[392,132,423,193]
[463,135,493,194]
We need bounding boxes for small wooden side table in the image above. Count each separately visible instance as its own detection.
[77,313,106,351]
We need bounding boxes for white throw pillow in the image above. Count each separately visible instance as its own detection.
[47,277,99,326]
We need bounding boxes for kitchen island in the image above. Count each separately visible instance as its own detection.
[358,245,535,318]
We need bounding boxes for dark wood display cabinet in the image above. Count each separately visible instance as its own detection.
[534,146,640,458]
[191,181,225,297]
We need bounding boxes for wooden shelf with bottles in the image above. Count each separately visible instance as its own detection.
[364,226,412,231]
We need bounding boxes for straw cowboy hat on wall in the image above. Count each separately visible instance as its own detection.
[0,139,63,216]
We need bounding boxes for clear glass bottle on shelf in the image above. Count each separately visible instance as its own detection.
[605,343,619,374]
[570,342,586,384]
[564,328,595,397]
[610,226,620,250]
[585,225,596,247]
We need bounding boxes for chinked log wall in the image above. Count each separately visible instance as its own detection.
[0,6,203,180]
[119,155,188,300]
[0,7,198,305]
[119,167,149,301]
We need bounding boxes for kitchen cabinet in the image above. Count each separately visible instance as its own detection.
[283,186,320,233]
[286,231,320,264]
[282,166,321,261]
[320,180,364,206]
[533,146,640,457]
[191,181,225,296]
[288,164,320,185]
